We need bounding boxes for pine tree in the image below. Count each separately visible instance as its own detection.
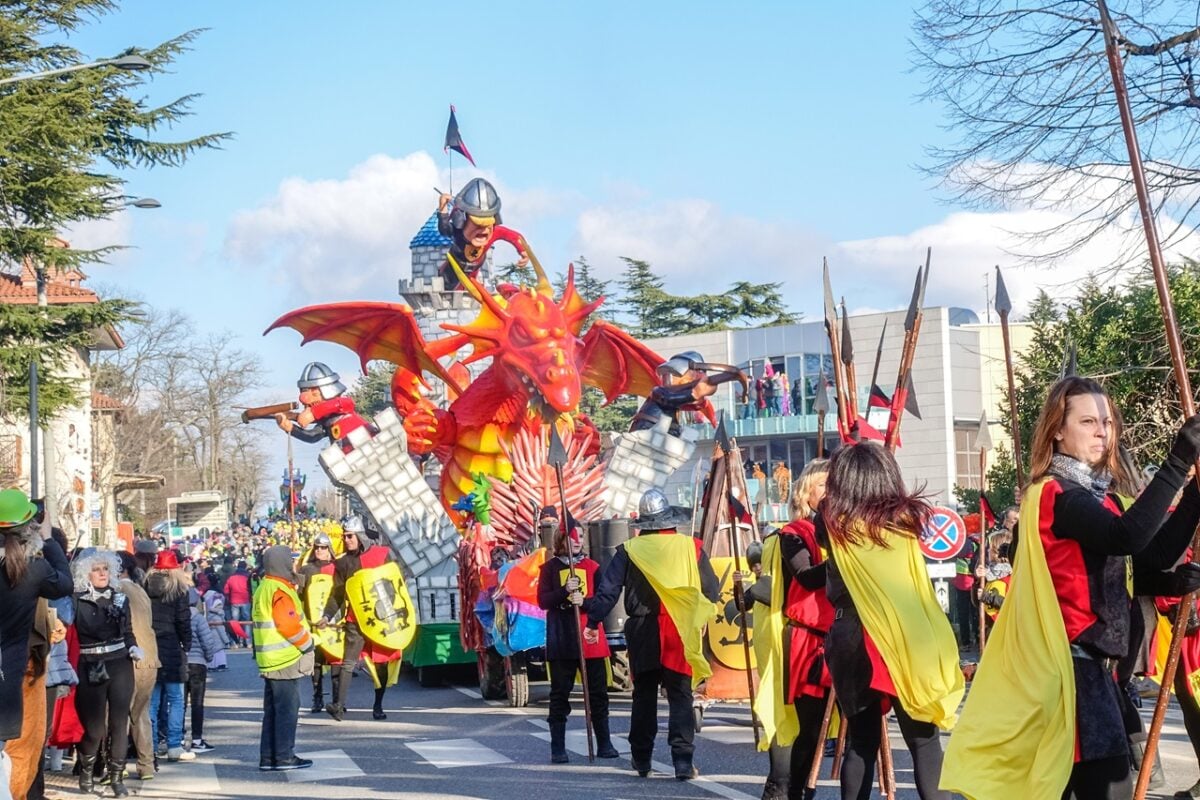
[0,2,229,418]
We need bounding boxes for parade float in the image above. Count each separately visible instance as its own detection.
[260,170,710,697]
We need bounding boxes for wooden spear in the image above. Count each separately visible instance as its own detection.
[884,256,930,451]
[993,266,1025,489]
[1095,3,1200,796]
[823,260,854,438]
[814,368,830,458]
[547,423,595,762]
[716,415,762,748]
[975,411,993,651]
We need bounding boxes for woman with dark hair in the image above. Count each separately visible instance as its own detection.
[943,377,1200,800]
[821,444,962,800]
[0,489,72,797]
[750,457,831,800]
[536,518,618,764]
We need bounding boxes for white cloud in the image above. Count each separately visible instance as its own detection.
[224,151,1200,321]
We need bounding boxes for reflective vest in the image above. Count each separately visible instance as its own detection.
[252,577,308,672]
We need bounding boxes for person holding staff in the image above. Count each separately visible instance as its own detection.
[943,376,1200,799]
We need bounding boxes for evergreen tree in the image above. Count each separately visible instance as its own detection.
[0,2,229,418]
[616,257,669,338]
[350,362,394,418]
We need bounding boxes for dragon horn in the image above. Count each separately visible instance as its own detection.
[446,252,507,319]
[520,237,554,296]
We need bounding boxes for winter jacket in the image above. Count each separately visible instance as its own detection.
[204,589,225,625]
[145,568,192,683]
[73,587,137,663]
[188,607,221,666]
[46,638,77,687]
[0,535,73,739]
[224,570,251,606]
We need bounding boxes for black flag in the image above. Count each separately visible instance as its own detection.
[444,105,476,166]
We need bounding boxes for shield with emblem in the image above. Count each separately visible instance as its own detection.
[304,572,344,661]
[705,556,757,670]
[345,560,417,652]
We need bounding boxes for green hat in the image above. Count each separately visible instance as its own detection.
[0,489,36,528]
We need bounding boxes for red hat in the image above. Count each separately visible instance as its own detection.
[154,550,180,570]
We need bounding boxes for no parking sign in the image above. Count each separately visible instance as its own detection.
[920,506,967,562]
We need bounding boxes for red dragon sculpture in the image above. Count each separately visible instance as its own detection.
[266,253,665,526]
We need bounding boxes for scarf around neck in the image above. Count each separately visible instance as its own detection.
[1049,453,1112,500]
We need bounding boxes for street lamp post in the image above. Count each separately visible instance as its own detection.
[0,55,151,87]
[27,193,160,528]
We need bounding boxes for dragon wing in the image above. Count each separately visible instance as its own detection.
[578,320,664,403]
[265,302,463,389]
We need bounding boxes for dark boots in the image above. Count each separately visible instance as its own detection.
[109,761,129,797]
[78,753,97,793]
[373,687,387,720]
[592,716,619,759]
[549,721,569,763]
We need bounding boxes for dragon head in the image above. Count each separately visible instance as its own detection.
[444,251,601,415]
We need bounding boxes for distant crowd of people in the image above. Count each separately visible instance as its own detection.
[0,505,342,800]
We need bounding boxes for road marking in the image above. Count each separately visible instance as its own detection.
[526,719,757,800]
[454,685,505,707]
[696,723,754,746]
[406,737,514,768]
[288,748,365,783]
[138,760,220,797]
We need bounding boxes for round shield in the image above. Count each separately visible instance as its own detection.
[345,561,417,652]
[304,572,344,661]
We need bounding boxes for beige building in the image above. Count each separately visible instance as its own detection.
[643,307,1032,514]
[0,259,130,546]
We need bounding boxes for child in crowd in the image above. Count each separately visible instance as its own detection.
[187,589,222,753]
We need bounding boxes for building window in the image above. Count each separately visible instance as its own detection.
[802,353,834,414]
[955,428,982,490]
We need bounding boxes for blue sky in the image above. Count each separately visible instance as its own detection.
[57,2,1166,500]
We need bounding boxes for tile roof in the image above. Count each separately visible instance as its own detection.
[0,264,98,305]
[91,391,124,411]
[409,212,452,249]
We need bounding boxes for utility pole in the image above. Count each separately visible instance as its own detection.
[983,271,991,323]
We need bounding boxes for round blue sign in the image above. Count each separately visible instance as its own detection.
[919,506,967,562]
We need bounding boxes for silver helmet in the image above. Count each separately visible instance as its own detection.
[658,350,703,381]
[636,488,681,531]
[449,177,502,227]
[297,362,346,400]
[342,515,365,534]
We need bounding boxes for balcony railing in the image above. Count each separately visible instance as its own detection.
[684,411,827,440]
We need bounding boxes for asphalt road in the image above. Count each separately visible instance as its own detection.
[45,647,1200,799]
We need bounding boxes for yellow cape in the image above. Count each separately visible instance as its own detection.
[751,534,800,751]
[829,526,963,730]
[624,534,716,688]
[940,478,1075,799]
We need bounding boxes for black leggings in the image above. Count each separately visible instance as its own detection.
[74,656,134,762]
[841,695,948,800]
[1060,754,1132,799]
[187,664,207,740]
[786,693,829,799]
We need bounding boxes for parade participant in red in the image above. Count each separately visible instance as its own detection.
[437,178,527,290]
[319,517,407,721]
[943,377,1200,800]
[274,362,373,454]
[585,489,720,781]
[296,533,336,714]
[748,458,831,800]
[536,517,618,764]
